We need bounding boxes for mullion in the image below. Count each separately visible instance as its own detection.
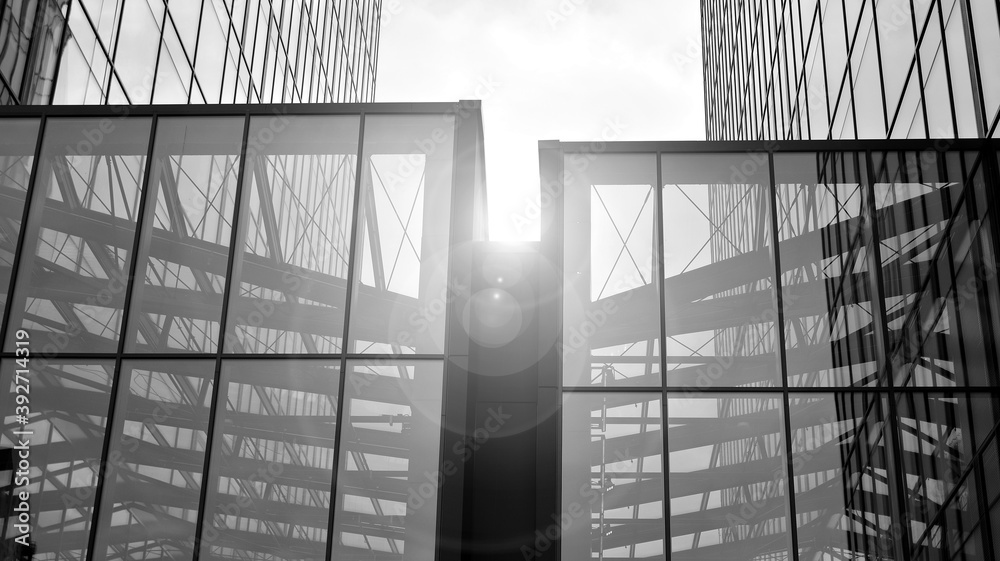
[186,0,208,104]
[655,152,672,561]
[0,118,45,350]
[767,149,802,560]
[863,147,917,559]
[191,111,251,561]
[84,113,160,561]
[324,111,367,561]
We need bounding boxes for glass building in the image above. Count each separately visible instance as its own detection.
[543,138,1000,560]
[0,102,488,560]
[2,100,999,560]
[0,0,379,106]
[701,0,1000,140]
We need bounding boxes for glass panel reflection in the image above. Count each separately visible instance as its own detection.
[1,360,114,561]
[874,151,999,386]
[92,359,215,561]
[773,152,879,386]
[126,117,244,353]
[789,392,895,559]
[224,115,359,354]
[5,118,151,353]
[331,359,443,559]
[661,154,780,388]
[348,116,455,355]
[562,154,660,387]
[561,393,664,559]
[200,359,340,560]
[897,393,994,547]
[0,119,39,325]
[667,392,791,559]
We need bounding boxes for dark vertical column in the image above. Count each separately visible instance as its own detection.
[536,141,563,561]
[438,101,483,561]
[458,242,547,561]
[438,138,563,560]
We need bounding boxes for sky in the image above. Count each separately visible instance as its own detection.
[375,0,706,241]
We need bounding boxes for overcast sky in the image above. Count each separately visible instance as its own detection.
[375,1,705,241]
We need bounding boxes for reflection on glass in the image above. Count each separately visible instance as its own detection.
[200,360,340,560]
[561,393,664,559]
[773,152,878,386]
[5,118,151,353]
[562,154,660,387]
[874,151,956,361]
[1,360,114,560]
[0,119,39,324]
[91,359,214,560]
[113,0,162,104]
[897,393,992,548]
[332,359,443,559]
[788,392,895,559]
[349,116,455,355]
[661,154,779,388]
[126,117,244,353]
[667,392,791,559]
[873,151,998,387]
[224,115,359,354]
[193,0,226,103]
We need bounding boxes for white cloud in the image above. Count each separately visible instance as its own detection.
[376,0,705,240]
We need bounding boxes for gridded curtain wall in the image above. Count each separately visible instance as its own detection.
[0,0,67,105]
[0,0,380,106]
[0,105,460,561]
[702,0,1000,141]
[556,141,1000,560]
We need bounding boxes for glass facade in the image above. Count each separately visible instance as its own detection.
[3,105,1000,559]
[702,0,1000,140]
[0,103,476,560]
[1,0,379,106]
[552,140,1000,560]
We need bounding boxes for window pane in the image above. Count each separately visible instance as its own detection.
[193,0,226,104]
[661,153,780,388]
[562,393,664,558]
[897,392,995,546]
[113,0,162,104]
[789,392,895,559]
[152,27,191,104]
[5,118,151,353]
[563,154,660,387]
[332,359,443,558]
[851,5,886,139]
[200,359,340,559]
[0,119,40,325]
[873,151,998,386]
[1,360,114,560]
[773,152,879,386]
[224,115,359,354]
[348,116,454,354]
[92,359,216,561]
[126,117,244,353]
[969,0,1000,128]
[876,0,915,122]
[667,392,791,558]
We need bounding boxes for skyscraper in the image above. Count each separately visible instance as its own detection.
[695,3,1000,560]
[3,1,1000,560]
[702,0,1000,140]
[1,0,380,106]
